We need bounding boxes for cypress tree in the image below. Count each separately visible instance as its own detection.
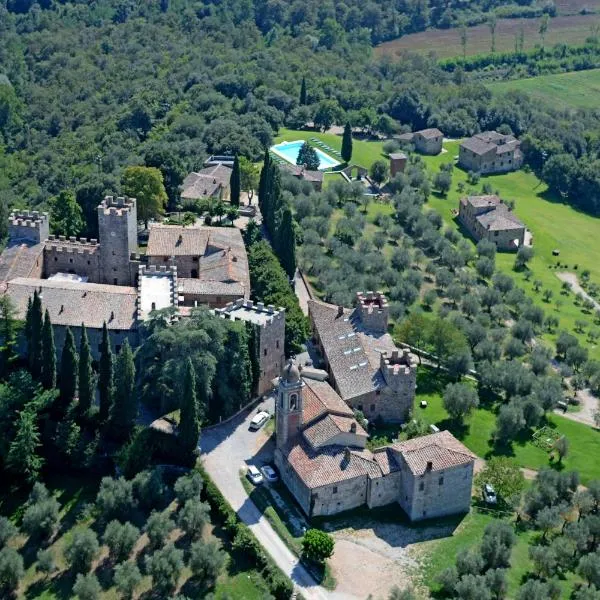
[278,207,297,279]
[266,166,283,235]
[28,291,43,377]
[59,327,78,407]
[110,340,136,439]
[78,325,95,416]
[98,322,113,423]
[300,76,307,105]
[179,358,200,453]
[0,295,18,377]
[341,122,353,163]
[230,154,241,207]
[258,149,271,213]
[25,295,33,348]
[41,310,56,390]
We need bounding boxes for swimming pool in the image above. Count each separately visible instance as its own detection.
[270,140,341,170]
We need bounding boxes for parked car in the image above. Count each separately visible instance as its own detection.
[247,465,263,485]
[261,465,279,483]
[483,483,497,504]
[249,410,270,431]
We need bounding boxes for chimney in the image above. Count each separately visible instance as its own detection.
[337,306,344,318]
[350,422,357,433]
[344,447,351,463]
[426,461,433,471]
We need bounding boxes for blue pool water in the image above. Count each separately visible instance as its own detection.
[270,140,341,170]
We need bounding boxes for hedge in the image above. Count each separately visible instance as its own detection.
[197,464,294,600]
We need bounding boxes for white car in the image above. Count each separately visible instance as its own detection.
[261,465,279,483]
[247,465,263,485]
[483,483,497,504]
[249,411,270,431]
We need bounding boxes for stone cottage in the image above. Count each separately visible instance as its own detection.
[308,292,417,423]
[459,131,523,175]
[458,195,526,251]
[181,163,232,202]
[274,361,476,520]
[397,129,443,155]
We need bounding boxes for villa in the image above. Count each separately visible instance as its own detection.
[459,131,523,174]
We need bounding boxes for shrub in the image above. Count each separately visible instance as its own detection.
[0,547,24,595]
[64,528,100,574]
[103,520,140,563]
[22,494,60,540]
[301,529,335,563]
[133,469,169,512]
[73,573,101,600]
[36,548,56,576]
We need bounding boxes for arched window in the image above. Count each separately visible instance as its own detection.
[290,394,298,410]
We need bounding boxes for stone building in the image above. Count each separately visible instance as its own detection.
[181,163,232,202]
[308,292,417,423]
[459,131,523,175]
[274,361,476,520]
[396,129,443,155]
[280,164,324,191]
[214,298,286,396]
[389,152,407,177]
[458,195,526,251]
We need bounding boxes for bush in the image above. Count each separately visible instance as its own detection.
[64,528,100,574]
[73,573,101,600]
[133,469,169,512]
[113,561,142,600]
[0,547,24,594]
[103,520,140,563]
[301,529,335,563]
[145,511,174,550]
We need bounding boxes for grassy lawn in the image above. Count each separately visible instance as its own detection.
[488,68,600,111]
[375,14,598,60]
[423,140,600,361]
[274,128,386,169]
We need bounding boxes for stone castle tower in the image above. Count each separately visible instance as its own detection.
[379,349,418,421]
[276,360,304,449]
[97,196,138,286]
[356,291,389,333]
[9,210,50,245]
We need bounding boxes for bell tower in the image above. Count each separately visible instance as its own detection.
[276,360,304,449]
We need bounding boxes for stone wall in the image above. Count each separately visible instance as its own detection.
[274,448,312,515]
[415,135,442,155]
[356,291,389,333]
[458,204,525,251]
[44,237,101,281]
[9,211,49,244]
[180,290,240,308]
[310,474,368,517]
[148,255,199,278]
[367,470,402,509]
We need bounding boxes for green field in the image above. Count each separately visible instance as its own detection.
[375,14,599,60]
[488,68,600,110]
[424,140,600,361]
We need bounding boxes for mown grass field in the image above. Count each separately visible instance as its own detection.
[488,68,600,110]
[375,14,599,59]
[424,140,600,362]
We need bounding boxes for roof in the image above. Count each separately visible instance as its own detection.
[476,206,524,231]
[461,131,520,157]
[463,195,501,209]
[147,225,208,256]
[303,413,367,448]
[302,377,354,424]
[460,137,497,156]
[308,298,399,402]
[415,128,443,139]
[284,439,382,488]
[4,277,138,330]
[179,278,245,297]
[199,247,246,284]
[392,431,476,476]
[181,164,232,199]
[281,164,324,183]
[373,447,401,476]
[396,132,414,142]
[389,152,407,160]
[0,242,45,285]
[139,272,176,318]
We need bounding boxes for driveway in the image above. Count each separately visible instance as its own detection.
[200,398,337,600]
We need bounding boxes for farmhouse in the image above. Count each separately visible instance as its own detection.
[274,361,476,520]
[458,195,526,251]
[308,292,417,423]
[396,128,443,155]
[181,163,232,202]
[280,163,324,191]
[459,131,523,174]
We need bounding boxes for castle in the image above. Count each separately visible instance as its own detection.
[309,292,417,423]
[0,197,251,359]
[274,361,476,520]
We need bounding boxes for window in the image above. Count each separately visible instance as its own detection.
[290,394,298,410]
[358,404,363,411]
[419,482,424,491]
[263,348,267,357]
[112,251,116,256]
[370,404,375,412]
[422,510,427,517]
[163,256,168,262]
[276,340,280,349]
[69,258,73,264]
[191,269,198,278]
[113,278,118,285]
[116,345,121,353]
[332,486,338,494]
[494,231,499,237]
[375,390,381,396]
[439,477,444,485]
[54,257,58,262]
[87,260,91,265]
[192,257,198,262]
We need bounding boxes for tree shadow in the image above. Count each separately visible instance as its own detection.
[180,576,214,599]
[25,569,75,600]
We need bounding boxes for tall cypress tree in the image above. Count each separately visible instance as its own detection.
[78,325,95,416]
[278,207,297,279]
[41,310,56,390]
[28,291,43,378]
[179,358,200,453]
[110,340,136,439]
[266,166,283,236]
[258,149,271,213]
[98,322,113,423]
[341,122,353,163]
[59,327,78,408]
[0,295,18,378]
[230,154,241,207]
[299,76,307,105]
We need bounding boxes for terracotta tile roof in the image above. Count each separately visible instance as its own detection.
[392,431,476,476]
[461,131,520,157]
[460,137,497,156]
[415,128,443,139]
[463,195,501,209]
[147,225,209,256]
[179,278,245,297]
[285,439,382,488]
[0,242,45,284]
[308,299,399,402]
[373,447,401,475]
[302,378,354,423]
[476,207,524,231]
[303,413,366,448]
[5,277,137,330]
[181,164,231,199]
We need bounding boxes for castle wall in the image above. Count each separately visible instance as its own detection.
[149,255,199,278]
[275,448,312,515]
[367,470,402,509]
[347,389,412,423]
[310,475,368,517]
[258,309,285,396]
[43,237,101,282]
[9,211,50,244]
